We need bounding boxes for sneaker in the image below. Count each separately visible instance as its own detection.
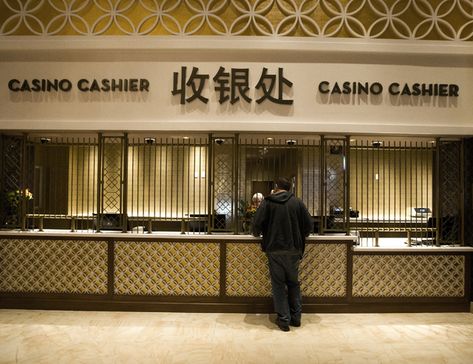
[289,319,301,327]
[276,318,290,332]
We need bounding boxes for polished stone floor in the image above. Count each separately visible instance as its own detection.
[1,309,473,363]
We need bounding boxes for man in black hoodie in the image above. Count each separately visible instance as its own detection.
[252,177,313,332]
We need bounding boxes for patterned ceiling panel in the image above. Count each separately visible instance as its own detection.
[0,0,471,40]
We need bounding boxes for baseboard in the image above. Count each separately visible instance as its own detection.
[0,297,470,314]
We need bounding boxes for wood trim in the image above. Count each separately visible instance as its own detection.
[346,240,353,302]
[219,241,226,298]
[350,297,468,304]
[465,252,472,300]
[2,291,466,305]
[352,250,470,256]
[0,297,469,314]
[107,240,115,297]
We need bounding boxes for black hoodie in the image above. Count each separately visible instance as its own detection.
[252,191,313,257]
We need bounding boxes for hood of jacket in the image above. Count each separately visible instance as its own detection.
[265,191,293,204]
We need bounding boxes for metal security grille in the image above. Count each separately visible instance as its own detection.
[0,132,467,244]
[69,136,99,231]
[238,135,321,233]
[22,135,99,231]
[127,135,209,233]
[350,137,436,247]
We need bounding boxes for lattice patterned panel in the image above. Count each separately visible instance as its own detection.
[0,1,472,40]
[213,140,233,230]
[102,138,122,214]
[226,242,347,297]
[1,135,23,228]
[300,243,346,297]
[353,255,465,297]
[226,243,271,297]
[2,136,22,193]
[114,241,220,296]
[324,138,346,231]
[438,141,461,244]
[0,239,108,294]
[464,138,473,246]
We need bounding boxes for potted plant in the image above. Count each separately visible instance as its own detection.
[4,188,33,228]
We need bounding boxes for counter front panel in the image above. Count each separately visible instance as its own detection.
[0,238,108,294]
[353,254,465,298]
[0,233,470,312]
[225,242,347,298]
[114,241,220,296]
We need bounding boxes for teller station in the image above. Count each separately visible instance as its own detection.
[0,133,472,312]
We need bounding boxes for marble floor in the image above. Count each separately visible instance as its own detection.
[1,310,473,364]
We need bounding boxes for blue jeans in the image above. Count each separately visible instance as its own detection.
[267,253,302,325]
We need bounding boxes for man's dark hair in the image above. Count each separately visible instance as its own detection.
[274,177,291,191]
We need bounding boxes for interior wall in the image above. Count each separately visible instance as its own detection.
[298,148,321,216]
[33,145,69,215]
[350,148,433,220]
[127,145,207,217]
[1,59,471,135]
[68,145,97,216]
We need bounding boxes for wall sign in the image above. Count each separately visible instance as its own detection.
[7,70,460,107]
[318,81,460,97]
[8,78,150,93]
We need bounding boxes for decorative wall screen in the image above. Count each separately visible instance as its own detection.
[212,136,234,231]
[0,135,24,228]
[438,140,462,244]
[0,0,472,40]
[322,137,347,232]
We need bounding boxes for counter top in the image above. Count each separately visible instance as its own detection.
[2,230,473,251]
[0,229,357,241]
[354,246,473,252]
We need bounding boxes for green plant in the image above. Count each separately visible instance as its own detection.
[238,199,257,218]
[6,189,33,209]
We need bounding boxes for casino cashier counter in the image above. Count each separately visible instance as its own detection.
[0,228,471,313]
